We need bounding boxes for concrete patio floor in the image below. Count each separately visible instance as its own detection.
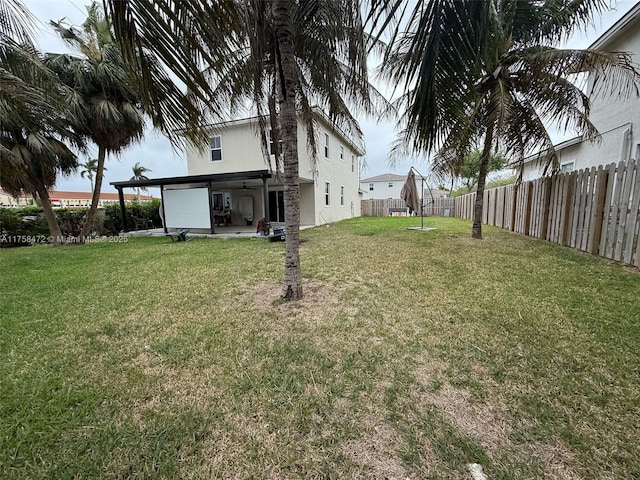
[123,224,314,239]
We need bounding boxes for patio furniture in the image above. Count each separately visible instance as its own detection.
[132,215,154,230]
[167,229,191,242]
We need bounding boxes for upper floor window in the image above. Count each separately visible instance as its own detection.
[324,133,330,159]
[340,145,344,160]
[210,135,222,162]
[369,183,374,191]
[340,185,345,206]
[388,182,394,188]
[561,161,574,173]
[351,155,355,173]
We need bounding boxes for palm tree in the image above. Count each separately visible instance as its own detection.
[0,1,82,244]
[130,162,151,199]
[0,48,80,244]
[105,0,383,300]
[79,157,100,192]
[384,0,640,239]
[0,119,78,245]
[46,2,145,238]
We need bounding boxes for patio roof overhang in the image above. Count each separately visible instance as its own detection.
[110,169,273,189]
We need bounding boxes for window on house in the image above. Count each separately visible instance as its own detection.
[340,145,344,160]
[351,155,355,173]
[388,182,394,188]
[325,182,330,205]
[369,183,374,191]
[210,135,222,162]
[340,185,344,206]
[324,133,330,159]
[561,161,574,173]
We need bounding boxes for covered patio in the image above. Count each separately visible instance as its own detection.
[110,170,273,234]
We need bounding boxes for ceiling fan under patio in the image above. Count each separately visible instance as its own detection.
[242,182,256,191]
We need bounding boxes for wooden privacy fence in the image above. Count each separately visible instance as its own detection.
[361,198,455,217]
[454,159,640,267]
[423,197,455,216]
[361,198,407,217]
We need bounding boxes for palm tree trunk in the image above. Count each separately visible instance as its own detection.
[36,185,64,246]
[81,147,106,238]
[274,0,303,301]
[472,122,495,239]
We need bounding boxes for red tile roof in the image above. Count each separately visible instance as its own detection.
[0,189,154,201]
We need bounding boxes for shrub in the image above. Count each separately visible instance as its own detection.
[0,207,95,246]
[0,207,49,247]
[103,199,161,235]
[56,208,88,237]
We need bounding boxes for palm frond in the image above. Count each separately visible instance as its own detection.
[0,0,34,45]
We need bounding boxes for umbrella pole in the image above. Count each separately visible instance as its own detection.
[411,167,425,229]
[421,174,425,229]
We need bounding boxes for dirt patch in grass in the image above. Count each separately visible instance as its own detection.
[247,279,363,335]
[527,442,582,480]
[341,420,413,479]
[416,380,582,478]
[423,383,510,454]
[250,279,359,314]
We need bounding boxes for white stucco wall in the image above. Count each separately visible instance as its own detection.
[186,120,276,175]
[521,17,640,181]
[311,117,362,223]
[186,113,362,225]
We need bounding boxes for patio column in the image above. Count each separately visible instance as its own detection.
[207,181,216,234]
[160,186,168,233]
[262,176,270,224]
[117,187,127,232]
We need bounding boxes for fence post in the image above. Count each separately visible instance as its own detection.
[560,171,575,246]
[523,182,533,236]
[541,177,552,240]
[599,163,617,257]
[510,184,518,231]
[588,166,608,255]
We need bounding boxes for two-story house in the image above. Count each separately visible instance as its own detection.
[359,173,411,200]
[520,1,640,181]
[112,108,364,233]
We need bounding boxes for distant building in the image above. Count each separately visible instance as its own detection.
[0,189,154,208]
[359,173,412,200]
[423,188,451,200]
[360,173,450,201]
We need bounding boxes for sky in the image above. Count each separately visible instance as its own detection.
[25,0,638,193]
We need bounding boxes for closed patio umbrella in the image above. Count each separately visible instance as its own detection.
[400,169,420,215]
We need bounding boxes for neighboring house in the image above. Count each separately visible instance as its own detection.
[360,173,450,201]
[423,188,451,201]
[111,107,365,233]
[360,173,415,200]
[520,1,640,181]
[0,188,153,207]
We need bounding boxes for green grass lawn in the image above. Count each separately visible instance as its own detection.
[1,217,639,479]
